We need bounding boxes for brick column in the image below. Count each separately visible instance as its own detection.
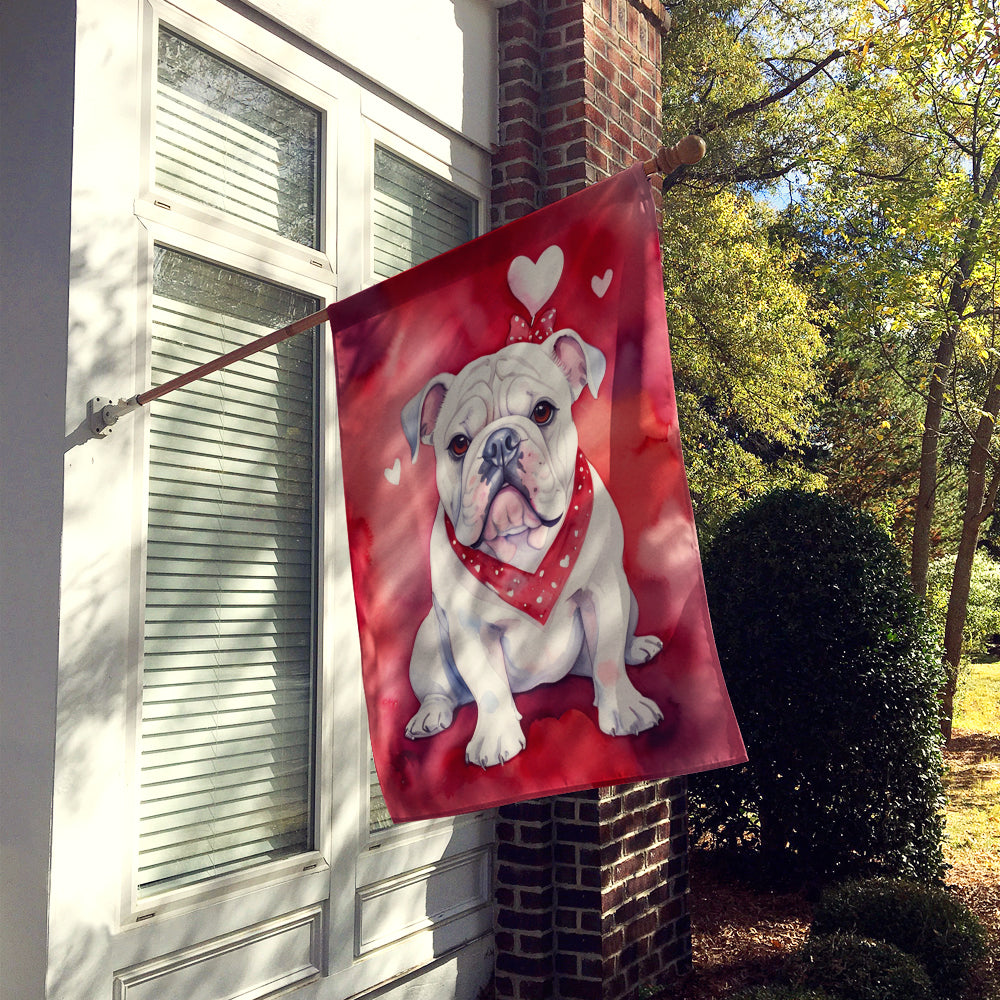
[493,0,668,226]
[491,3,692,999]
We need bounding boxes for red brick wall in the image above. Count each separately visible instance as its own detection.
[491,4,691,998]
[494,783,690,1000]
[563,784,691,994]
[492,0,667,226]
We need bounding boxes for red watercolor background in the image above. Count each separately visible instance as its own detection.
[330,165,746,822]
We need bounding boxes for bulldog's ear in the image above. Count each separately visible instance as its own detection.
[549,331,607,401]
[401,374,453,462]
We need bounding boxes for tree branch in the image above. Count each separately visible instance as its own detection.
[702,49,847,133]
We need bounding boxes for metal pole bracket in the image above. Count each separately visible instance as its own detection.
[88,396,140,438]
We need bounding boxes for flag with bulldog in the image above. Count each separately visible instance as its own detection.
[330,164,746,822]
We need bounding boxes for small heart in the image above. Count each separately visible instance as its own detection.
[591,268,613,298]
[560,555,570,568]
[384,458,401,485]
[508,246,564,319]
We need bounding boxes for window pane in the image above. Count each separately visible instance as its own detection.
[372,146,477,279]
[156,28,320,248]
[369,149,478,832]
[139,247,318,895]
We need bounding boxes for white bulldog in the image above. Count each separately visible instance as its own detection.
[401,329,663,768]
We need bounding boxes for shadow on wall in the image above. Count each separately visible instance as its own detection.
[46,265,145,1000]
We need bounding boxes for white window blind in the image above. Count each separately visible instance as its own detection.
[137,247,319,896]
[372,146,477,279]
[156,28,320,248]
[368,147,477,833]
[138,25,322,897]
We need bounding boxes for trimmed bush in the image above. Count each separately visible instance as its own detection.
[691,489,946,882]
[812,878,988,999]
[794,933,934,1000]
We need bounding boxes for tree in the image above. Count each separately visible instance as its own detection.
[661,0,854,195]
[660,1,998,736]
[800,0,1000,735]
[661,188,825,539]
[659,0,847,538]
[784,210,927,542]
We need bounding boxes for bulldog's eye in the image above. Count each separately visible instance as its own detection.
[531,400,556,426]
[448,434,470,458]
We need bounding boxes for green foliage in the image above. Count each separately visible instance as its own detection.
[792,0,1000,583]
[692,489,947,882]
[780,214,932,549]
[661,0,852,193]
[793,934,934,1000]
[927,550,1000,658]
[658,1,836,542]
[663,187,826,543]
[660,0,1000,743]
[812,878,988,1000]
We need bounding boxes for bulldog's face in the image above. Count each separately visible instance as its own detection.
[403,332,605,565]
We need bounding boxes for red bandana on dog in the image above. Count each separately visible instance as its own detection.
[444,450,594,624]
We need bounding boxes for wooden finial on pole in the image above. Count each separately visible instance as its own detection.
[643,135,707,176]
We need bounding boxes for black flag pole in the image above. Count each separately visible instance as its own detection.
[87,136,705,439]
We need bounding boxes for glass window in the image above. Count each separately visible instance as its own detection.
[155,27,320,248]
[368,147,478,833]
[138,247,319,895]
[372,145,477,279]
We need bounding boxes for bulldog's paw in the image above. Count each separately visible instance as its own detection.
[405,695,455,739]
[597,686,663,737]
[465,716,526,768]
[625,633,663,665]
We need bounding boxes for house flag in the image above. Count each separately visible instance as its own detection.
[329,164,746,822]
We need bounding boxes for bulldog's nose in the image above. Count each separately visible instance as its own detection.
[483,427,519,469]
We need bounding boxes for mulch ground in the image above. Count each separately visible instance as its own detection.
[672,851,815,999]
[668,734,1000,999]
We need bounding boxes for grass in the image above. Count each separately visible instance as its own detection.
[940,658,1000,1000]
[955,658,1000,733]
[945,660,1000,867]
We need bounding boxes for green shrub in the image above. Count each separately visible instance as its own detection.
[691,489,946,882]
[794,933,934,1000]
[811,878,988,999]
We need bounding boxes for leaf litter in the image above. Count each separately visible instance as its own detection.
[668,731,999,998]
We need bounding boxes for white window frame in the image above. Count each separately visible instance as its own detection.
[360,116,488,846]
[111,0,495,992]
[124,1,339,929]
[122,224,337,925]
[326,91,496,999]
